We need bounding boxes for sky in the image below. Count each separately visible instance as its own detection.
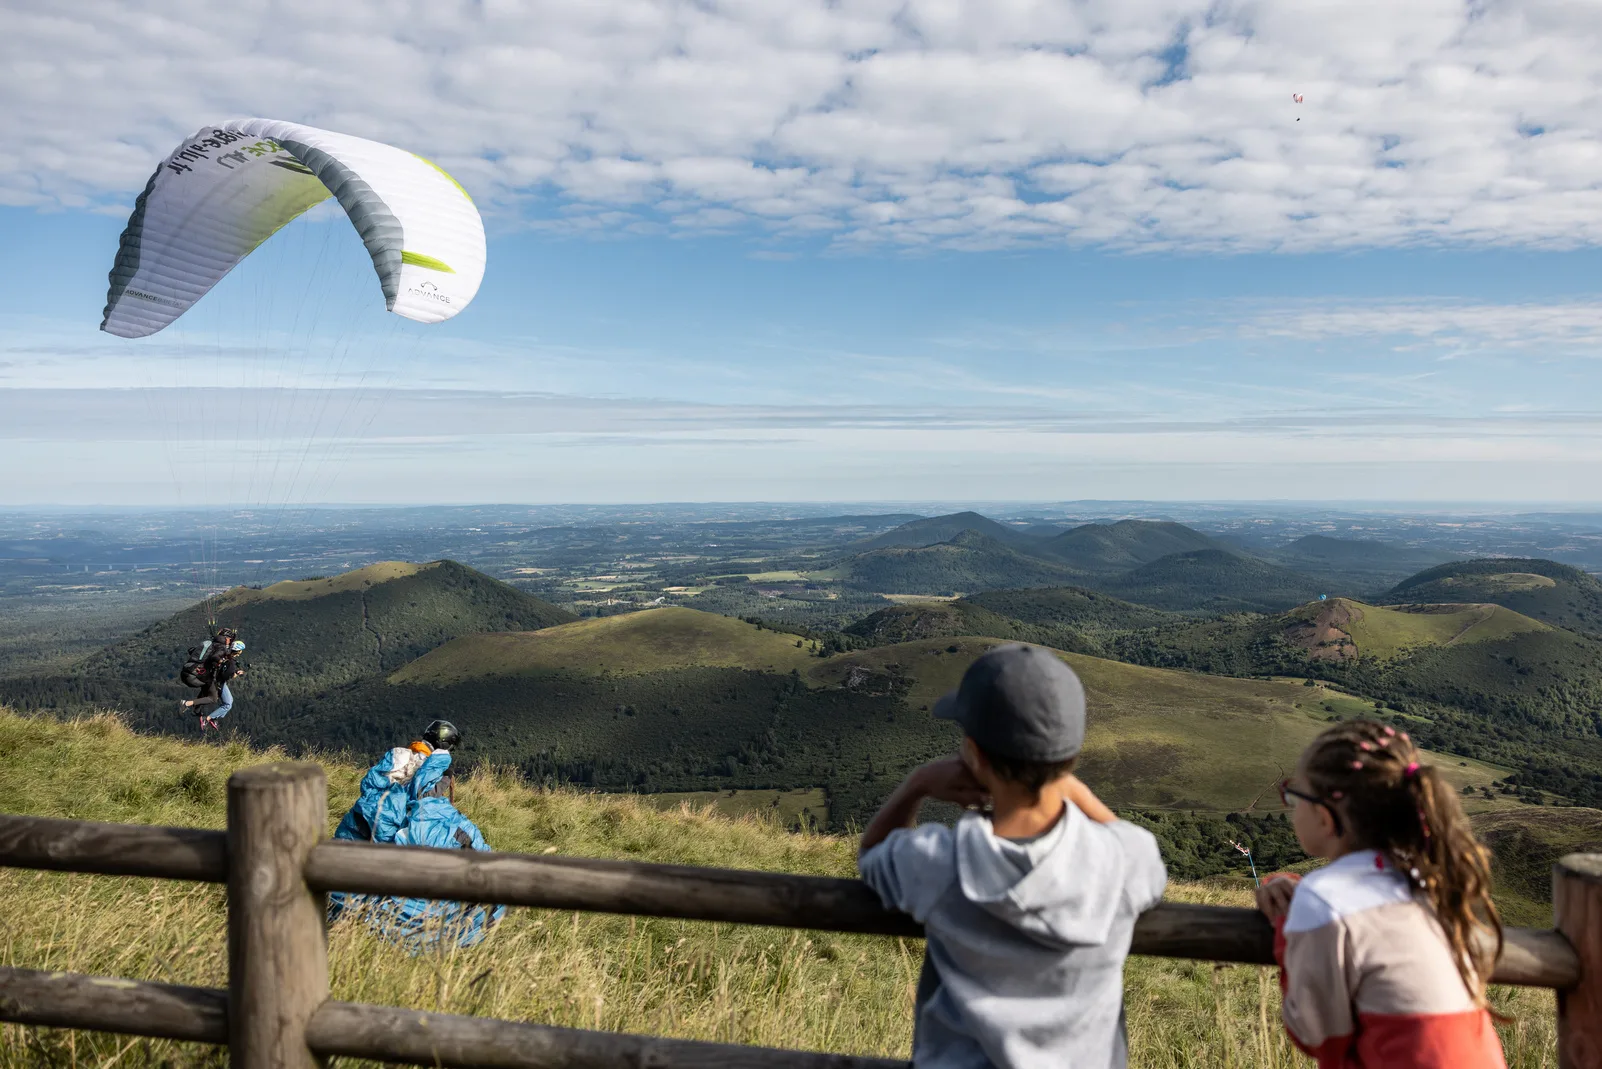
[5,0,1602,506]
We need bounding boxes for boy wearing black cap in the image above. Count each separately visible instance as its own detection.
[858,643,1166,1069]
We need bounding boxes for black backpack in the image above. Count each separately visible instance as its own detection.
[179,641,213,688]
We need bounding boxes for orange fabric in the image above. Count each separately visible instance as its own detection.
[409,740,433,755]
[1352,1009,1507,1069]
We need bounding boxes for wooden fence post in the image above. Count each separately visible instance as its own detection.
[228,762,330,1069]
[1556,853,1602,1069]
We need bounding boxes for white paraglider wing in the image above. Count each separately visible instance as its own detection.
[102,119,485,338]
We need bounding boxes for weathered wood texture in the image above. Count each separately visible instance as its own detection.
[0,966,226,1044]
[1557,853,1602,1069]
[227,763,329,1069]
[305,998,911,1069]
[305,840,1579,986]
[0,813,225,882]
[0,966,903,1069]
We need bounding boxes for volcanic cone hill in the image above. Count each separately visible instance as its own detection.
[850,511,1039,552]
[1038,519,1224,572]
[829,530,1084,594]
[0,560,574,738]
[1095,548,1327,614]
[1388,558,1602,636]
[844,587,1175,653]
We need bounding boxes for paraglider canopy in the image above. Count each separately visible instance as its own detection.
[1293,93,1305,104]
[101,118,485,338]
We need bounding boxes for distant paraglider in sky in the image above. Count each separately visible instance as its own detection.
[1293,93,1304,120]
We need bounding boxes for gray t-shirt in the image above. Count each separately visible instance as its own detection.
[859,804,1166,1069]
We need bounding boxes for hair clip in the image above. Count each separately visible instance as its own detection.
[1404,762,1420,777]
[1350,760,1364,770]
[1358,742,1373,751]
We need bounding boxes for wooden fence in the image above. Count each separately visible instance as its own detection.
[0,762,1597,1068]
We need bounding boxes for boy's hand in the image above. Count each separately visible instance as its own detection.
[859,756,986,854]
[1060,774,1118,824]
[913,757,989,809]
[1255,874,1299,922]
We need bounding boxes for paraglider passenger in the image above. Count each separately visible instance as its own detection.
[179,629,245,731]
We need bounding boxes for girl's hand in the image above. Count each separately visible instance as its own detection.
[1255,874,1300,921]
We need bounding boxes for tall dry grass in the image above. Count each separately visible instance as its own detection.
[0,710,1558,1067]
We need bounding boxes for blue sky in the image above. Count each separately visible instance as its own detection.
[5,1,1602,505]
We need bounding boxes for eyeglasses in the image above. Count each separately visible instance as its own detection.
[1278,778,1345,836]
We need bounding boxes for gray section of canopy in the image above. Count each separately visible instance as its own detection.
[275,138,403,309]
[101,166,165,330]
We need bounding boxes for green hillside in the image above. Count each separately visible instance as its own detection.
[1097,549,1326,614]
[965,586,1178,635]
[0,559,575,739]
[1041,520,1221,572]
[1114,597,1602,805]
[0,708,1558,1067]
[396,606,818,683]
[1280,598,1549,661]
[851,511,1035,552]
[844,587,1172,655]
[842,601,1096,653]
[1474,807,1602,925]
[829,530,1083,594]
[1389,558,1602,635]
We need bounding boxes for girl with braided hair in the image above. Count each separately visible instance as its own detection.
[1256,719,1505,1068]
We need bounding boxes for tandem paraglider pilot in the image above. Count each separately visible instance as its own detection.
[327,719,506,951]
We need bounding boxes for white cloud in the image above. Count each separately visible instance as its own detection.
[1247,300,1602,349]
[6,0,1602,250]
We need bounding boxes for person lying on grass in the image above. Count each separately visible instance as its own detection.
[858,643,1167,1069]
[1256,720,1506,1069]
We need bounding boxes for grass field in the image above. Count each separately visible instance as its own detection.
[1316,598,1548,660]
[220,561,434,606]
[814,638,1506,812]
[0,709,1558,1069]
[1476,807,1602,925]
[392,607,818,684]
[638,788,829,829]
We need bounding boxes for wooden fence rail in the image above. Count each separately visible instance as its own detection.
[0,761,1597,1068]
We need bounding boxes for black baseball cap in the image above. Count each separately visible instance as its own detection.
[933,644,1086,762]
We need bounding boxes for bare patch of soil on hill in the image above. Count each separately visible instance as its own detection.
[1284,600,1358,661]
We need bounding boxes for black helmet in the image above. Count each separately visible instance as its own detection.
[422,719,462,752]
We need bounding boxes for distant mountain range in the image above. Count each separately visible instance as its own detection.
[830,513,1334,613]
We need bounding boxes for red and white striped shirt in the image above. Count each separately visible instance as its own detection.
[1271,850,1505,1069]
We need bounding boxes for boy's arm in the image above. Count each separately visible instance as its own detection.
[859,757,987,855]
[1060,775,1118,823]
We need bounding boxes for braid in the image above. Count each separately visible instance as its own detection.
[1303,719,1502,1003]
